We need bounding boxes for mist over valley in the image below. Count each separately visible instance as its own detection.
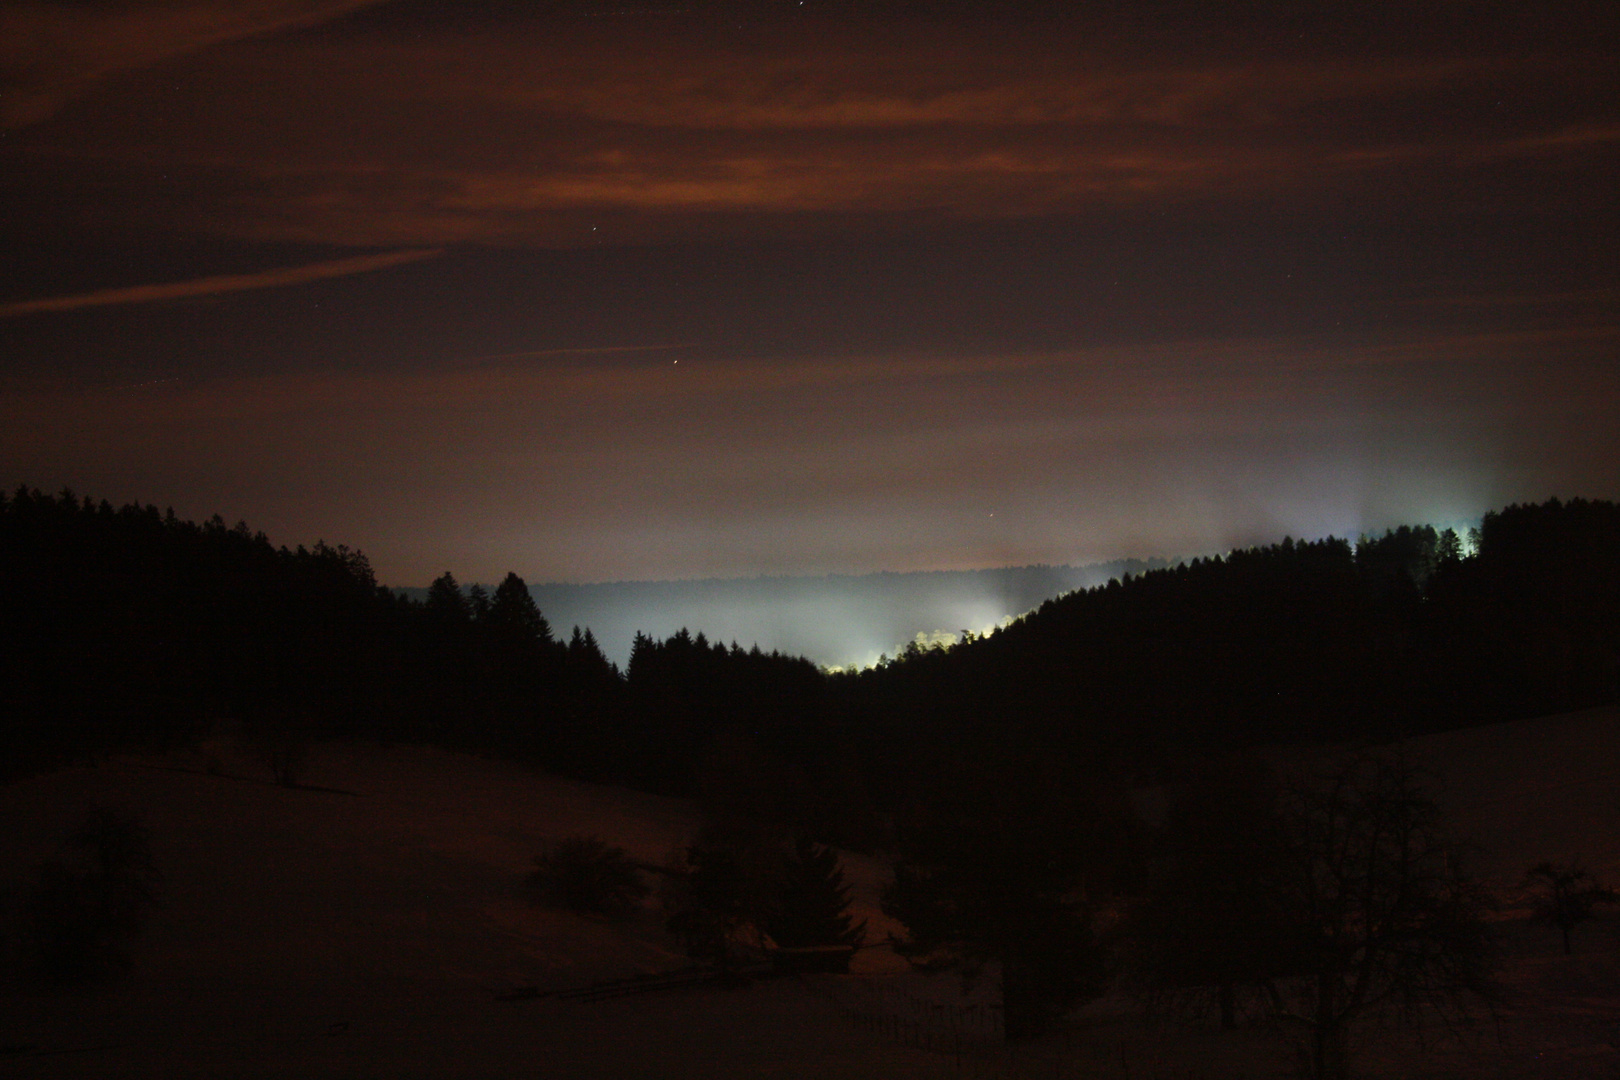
[403,560,1174,669]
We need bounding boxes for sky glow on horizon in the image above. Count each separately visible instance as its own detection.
[3,1,1616,586]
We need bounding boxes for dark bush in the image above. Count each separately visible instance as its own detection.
[526,836,649,916]
[22,807,158,987]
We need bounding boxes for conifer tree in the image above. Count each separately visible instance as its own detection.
[489,572,551,644]
[426,571,471,622]
[764,837,866,959]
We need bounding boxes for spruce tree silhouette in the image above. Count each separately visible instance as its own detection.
[489,572,551,644]
[426,571,472,622]
[763,838,866,972]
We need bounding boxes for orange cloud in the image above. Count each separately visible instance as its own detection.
[0,248,444,317]
[12,13,1612,247]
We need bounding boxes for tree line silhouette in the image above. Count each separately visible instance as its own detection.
[0,487,837,803]
[837,500,1620,791]
[4,486,1617,806]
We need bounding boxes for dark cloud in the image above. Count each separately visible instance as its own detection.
[0,0,394,129]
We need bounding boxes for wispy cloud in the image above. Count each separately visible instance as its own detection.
[470,343,697,362]
[15,14,1609,247]
[0,248,444,318]
[0,0,392,128]
[1408,285,1620,308]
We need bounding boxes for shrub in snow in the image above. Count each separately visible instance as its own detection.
[527,836,649,916]
[22,806,159,987]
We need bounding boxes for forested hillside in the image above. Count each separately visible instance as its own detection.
[4,487,1617,822]
[840,499,1620,778]
[0,488,835,810]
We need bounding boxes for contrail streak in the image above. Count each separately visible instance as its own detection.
[0,248,445,318]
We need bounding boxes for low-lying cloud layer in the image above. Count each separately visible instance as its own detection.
[4,327,1610,583]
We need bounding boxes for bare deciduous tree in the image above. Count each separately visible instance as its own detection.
[1264,756,1499,1080]
[1525,860,1616,955]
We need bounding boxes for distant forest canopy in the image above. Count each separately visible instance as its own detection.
[396,561,1176,669]
[3,485,1618,834]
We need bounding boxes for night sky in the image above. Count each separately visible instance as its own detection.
[4,0,1617,586]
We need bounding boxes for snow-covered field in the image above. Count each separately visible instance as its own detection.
[3,707,1619,1078]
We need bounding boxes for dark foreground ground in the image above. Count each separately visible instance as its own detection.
[3,707,1619,1078]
